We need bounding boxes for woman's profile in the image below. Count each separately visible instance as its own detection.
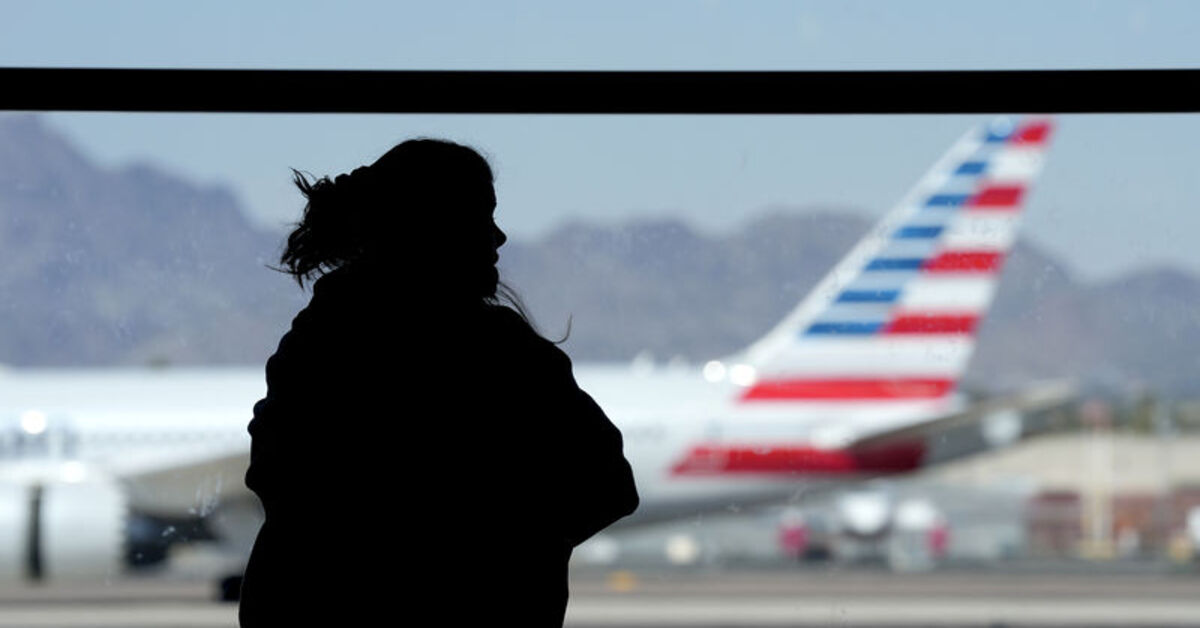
[238,139,639,626]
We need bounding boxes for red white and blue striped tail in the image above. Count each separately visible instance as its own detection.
[729,117,1053,408]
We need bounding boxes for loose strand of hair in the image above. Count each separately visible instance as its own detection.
[493,280,571,344]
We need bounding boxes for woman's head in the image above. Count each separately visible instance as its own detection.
[280,138,506,298]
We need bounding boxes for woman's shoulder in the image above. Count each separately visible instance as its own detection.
[483,305,569,362]
[485,304,544,340]
[485,303,532,330]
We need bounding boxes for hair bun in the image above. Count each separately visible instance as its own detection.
[279,138,494,289]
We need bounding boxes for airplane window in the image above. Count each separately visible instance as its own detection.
[4,2,1200,627]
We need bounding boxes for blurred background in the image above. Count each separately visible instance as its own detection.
[3,2,1200,626]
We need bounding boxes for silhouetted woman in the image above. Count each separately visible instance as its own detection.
[239,139,639,627]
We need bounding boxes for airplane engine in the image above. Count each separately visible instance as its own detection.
[777,508,834,561]
[835,489,893,539]
[829,489,895,563]
[0,476,126,581]
[886,497,947,572]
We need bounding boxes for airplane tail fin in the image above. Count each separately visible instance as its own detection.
[727,117,1054,407]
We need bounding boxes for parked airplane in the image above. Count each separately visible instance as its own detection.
[0,116,1068,582]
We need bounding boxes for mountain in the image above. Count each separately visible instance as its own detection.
[3,113,1199,395]
[0,114,305,366]
[501,215,1200,396]
[499,211,869,362]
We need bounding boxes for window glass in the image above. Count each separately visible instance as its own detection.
[4,1,1200,625]
[2,110,1199,624]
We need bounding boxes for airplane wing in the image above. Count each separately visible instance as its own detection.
[846,379,1078,472]
[118,446,253,518]
[643,381,1077,528]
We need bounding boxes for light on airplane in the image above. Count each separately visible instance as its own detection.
[61,461,88,483]
[982,409,1022,447]
[20,409,48,435]
[838,491,891,537]
[702,360,726,383]
[728,364,757,387]
[664,534,701,565]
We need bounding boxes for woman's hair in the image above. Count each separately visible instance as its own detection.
[280,138,493,287]
[277,138,543,330]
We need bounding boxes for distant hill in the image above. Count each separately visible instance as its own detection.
[504,215,1200,395]
[4,113,1199,395]
[0,114,305,366]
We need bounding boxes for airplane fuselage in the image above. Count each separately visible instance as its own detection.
[0,364,955,523]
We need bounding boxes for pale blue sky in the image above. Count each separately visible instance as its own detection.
[2,1,1199,280]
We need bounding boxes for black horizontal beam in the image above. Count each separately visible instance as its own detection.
[1,68,1196,114]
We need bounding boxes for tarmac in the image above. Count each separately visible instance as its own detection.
[0,568,1197,627]
[567,567,1200,626]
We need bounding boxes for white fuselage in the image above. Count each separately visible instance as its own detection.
[0,363,957,522]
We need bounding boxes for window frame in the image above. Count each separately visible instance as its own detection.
[0,68,1196,114]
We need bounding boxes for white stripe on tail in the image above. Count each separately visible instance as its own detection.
[728,117,1053,408]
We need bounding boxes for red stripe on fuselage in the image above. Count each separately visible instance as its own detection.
[741,378,955,401]
[670,441,926,476]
